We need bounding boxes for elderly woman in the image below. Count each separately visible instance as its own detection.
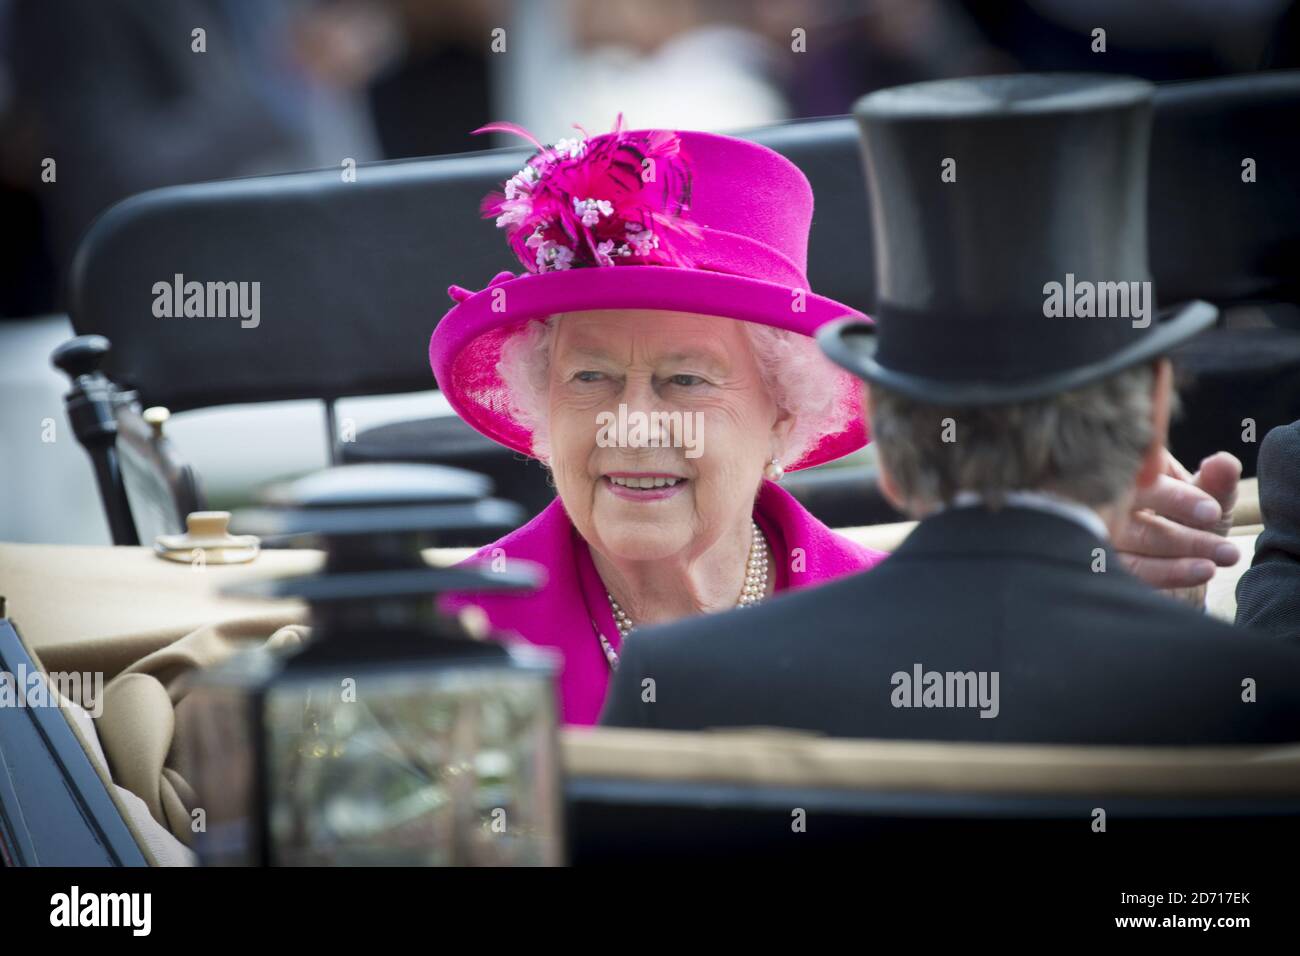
[430,121,884,723]
[430,119,1242,725]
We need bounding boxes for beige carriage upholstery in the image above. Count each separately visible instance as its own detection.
[0,480,1271,864]
[565,727,1300,797]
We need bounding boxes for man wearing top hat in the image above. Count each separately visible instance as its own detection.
[600,74,1300,744]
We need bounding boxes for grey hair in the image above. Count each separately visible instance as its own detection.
[495,314,854,465]
[867,363,1162,512]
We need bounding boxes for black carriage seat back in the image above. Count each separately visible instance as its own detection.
[61,146,527,543]
[68,150,524,412]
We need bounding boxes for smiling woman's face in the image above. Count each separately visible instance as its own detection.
[546,309,790,563]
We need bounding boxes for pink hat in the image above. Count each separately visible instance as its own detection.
[428,119,871,471]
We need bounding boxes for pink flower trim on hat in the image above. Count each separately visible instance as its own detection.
[475,115,703,274]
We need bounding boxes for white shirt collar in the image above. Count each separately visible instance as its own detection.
[945,490,1110,541]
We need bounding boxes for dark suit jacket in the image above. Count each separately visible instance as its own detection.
[600,506,1300,744]
[1237,420,1300,638]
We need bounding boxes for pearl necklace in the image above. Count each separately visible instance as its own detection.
[599,520,770,668]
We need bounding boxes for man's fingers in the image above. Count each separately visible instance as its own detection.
[1114,510,1240,564]
[1117,552,1217,590]
[1131,473,1224,528]
[1193,452,1242,519]
[1123,448,1240,596]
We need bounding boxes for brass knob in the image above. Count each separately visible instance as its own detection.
[186,511,232,538]
[155,510,260,564]
[143,406,170,439]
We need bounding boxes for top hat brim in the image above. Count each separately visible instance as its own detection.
[817,299,1218,406]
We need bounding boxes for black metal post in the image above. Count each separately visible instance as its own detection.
[50,335,140,546]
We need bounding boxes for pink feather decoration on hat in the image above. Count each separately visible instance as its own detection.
[476,115,700,274]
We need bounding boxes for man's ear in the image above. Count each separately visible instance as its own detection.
[863,384,908,512]
[1134,359,1173,489]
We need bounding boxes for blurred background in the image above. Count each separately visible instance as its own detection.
[2,0,1298,544]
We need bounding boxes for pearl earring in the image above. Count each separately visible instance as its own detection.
[764,457,784,482]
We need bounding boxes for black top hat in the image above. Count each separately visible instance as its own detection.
[818,73,1217,405]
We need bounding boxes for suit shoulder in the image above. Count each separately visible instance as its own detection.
[621,567,883,661]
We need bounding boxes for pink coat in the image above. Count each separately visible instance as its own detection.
[444,481,889,725]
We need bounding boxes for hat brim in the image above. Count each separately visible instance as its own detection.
[430,266,872,470]
[816,300,1217,405]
